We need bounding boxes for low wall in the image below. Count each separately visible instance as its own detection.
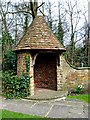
[58,55,90,92]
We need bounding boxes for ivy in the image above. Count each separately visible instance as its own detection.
[25,55,30,73]
[2,71,30,99]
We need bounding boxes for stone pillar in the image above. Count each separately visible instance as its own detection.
[56,55,67,91]
[57,55,62,90]
[29,54,34,96]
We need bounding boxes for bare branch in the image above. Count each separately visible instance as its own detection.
[8,11,32,15]
[36,2,45,10]
[39,9,45,16]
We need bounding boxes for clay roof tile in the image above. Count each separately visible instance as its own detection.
[14,15,66,51]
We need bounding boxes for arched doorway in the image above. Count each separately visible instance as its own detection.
[34,53,57,91]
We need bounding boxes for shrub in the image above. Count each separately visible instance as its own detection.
[75,84,84,94]
[2,50,17,72]
[2,71,30,99]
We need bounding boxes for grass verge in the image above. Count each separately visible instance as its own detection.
[1,109,65,120]
[67,94,90,103]
[2,109,41,119]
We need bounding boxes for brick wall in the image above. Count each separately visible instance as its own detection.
[17,51,26,76]
[17,51,90,95]
[17,51,34,96]
[17,52,58,95]
[57,55,90,92]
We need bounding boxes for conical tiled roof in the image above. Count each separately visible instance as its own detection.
[14,16,66,51]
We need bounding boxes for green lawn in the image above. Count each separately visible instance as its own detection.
[67,94,90,103]
[1,109,64,120]
[2,109,41,119]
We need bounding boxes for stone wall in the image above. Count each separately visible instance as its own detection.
[17,51,26,76]
[57,55,90,92]
[17,51,90,95]
[17,51,34,96]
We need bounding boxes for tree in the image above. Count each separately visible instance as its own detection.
[10,0,45,40]
[3,50,17,71]
[0,0,88,67]
[13,0,44,20]
[0,1,14,59]
[0,0,45,47]
[23,13,29,34]
[30,0,38,20]
[45,1,53,30]
[2,32,13,65]
[83,23,90,67]
[63,0,85,65]
[56,2,64,45]
[87,25,90,66]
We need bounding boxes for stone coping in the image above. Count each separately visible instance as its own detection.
[25,89,68,101]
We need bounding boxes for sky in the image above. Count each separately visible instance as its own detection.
[1,0,88,15]
[2,0,88,18]
[1,0,88,6]
[1,0,88,20]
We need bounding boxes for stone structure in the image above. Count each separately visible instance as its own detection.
[14,15,90,96]
[57,55,90,92]
[14,16,66,96]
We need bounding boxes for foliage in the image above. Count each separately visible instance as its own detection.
[1,0,88,68]
[2,71,30,99]
[75,84,84,94]
[74,47,89,67]
[56,2,64,45]
[23,14,29,34]
[67,94,90,103]
[65,45,89,67]
[25,55,30,73]
[2,31,13,58]
[57,19,64,45]
[2,50,17,71]
[83,39,90,67]
[2,109,65,119]
[2,110,42,119]
[2,31,13,47]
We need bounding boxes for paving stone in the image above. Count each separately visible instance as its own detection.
[66,101,84,107]
[69,106,84,113]
[3,99,35,113]
[68,112,86,118]
[28,103,52,116]
[2,97,89,118]
[47,105,70,118]
[83,106,89,118]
